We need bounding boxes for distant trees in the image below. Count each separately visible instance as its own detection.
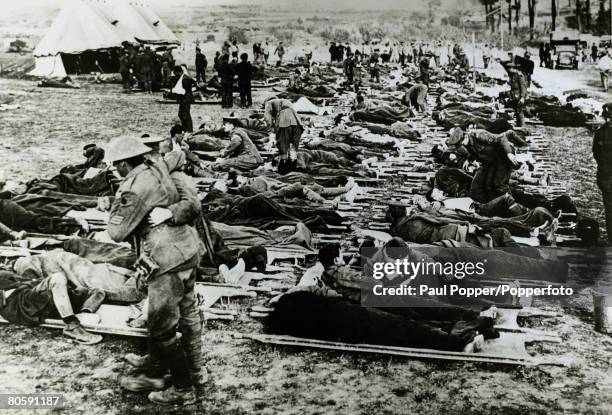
[269,27,294,45]
[528,0,537,39]
[479,0,500,32]
[9,39,27,53]
[441,15,463,26]
[319,27,351,43]
[428,0,442,22]
[357,23,386,43]
[595,0,610,34]
[227,26,249,44]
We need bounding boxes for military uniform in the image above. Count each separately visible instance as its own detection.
[404,84,428,112]
[119,54,131,91]
[195,51,207,83]
[217,128,263,171]
[503,61,528,127]
[264,99,303,163]
[108,157,203,394]
[463,130,515,203]
[593,112,612,244]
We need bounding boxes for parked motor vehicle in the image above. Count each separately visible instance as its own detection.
[550,31,580,70]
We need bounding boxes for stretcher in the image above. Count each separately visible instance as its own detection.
[0,283,261,338]
[235,332,567,366]
[156,99,221,105]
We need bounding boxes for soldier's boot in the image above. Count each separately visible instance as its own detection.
[148,336,196,405]
[180,312,209,387]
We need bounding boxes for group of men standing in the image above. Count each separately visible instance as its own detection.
[329,42,351,62]
[119,44,176,93]
[214,52,256,108]
[252,41,271,65]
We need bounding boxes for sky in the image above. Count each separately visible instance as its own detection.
[5,0,430,13]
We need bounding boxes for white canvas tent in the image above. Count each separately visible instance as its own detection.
[31,0,124,59]
[106,0,160,43]
[132,3,179,44]
[30,0,179,78]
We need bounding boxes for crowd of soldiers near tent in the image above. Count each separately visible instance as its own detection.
[118,42,178,94]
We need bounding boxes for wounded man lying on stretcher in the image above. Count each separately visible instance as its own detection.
[265,241,501,353]
[0,271,103,344]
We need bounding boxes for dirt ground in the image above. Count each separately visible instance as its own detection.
[0,72,611,414]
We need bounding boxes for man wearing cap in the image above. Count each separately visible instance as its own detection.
[369,49,381,83]
[447,127,520,203]
[218,54,234,108]
[120,135,209,390]
[452,50,470,84]
[514,50,535,88]
[329,42,337,63]
[396,41,403,66]
[482,44,491,69]
[264,98,303,172]
[419,56,430,87]
[119,50,132,92]
[195,47,207,83]
[343,51,356,86]
[274,41,285,66]
[210,121,263,172]
[105,136,204,405]
[236,52,255,108]
[593,103,612,244]
[499,58,528,127]
[172,66,196,132]
[403,83,428,113]
[139,46,154,94]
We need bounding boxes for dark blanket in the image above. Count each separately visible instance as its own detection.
[223,117,270,142]
[0,271,96,325]
[62,238,137,270]
[27,170,119,197]
[202,191,343,231]
[305,140,363,160]
[434,168,576,214]
[38,79,79,89]
[193,120,268,145]
[438,102,496,117]
[0,199,81,235]
[276,91,331,105]
[421,245,568,283]
[434,167,473,197]
[537,109,588,127]
[59,147,106,175]
[287,84,336,98]
[347,121,421,141]
[333,133,398,152]
[9,192,97,216]
[261,171,349,188]
[350,106,413,125]
[0,271,51,325]
[511,96,590,127]
[435,109,513,133]
[187,136,226,152]
[265,291,493,352]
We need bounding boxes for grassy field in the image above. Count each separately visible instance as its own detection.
[0,74,611,414]
[0,3,611,414]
